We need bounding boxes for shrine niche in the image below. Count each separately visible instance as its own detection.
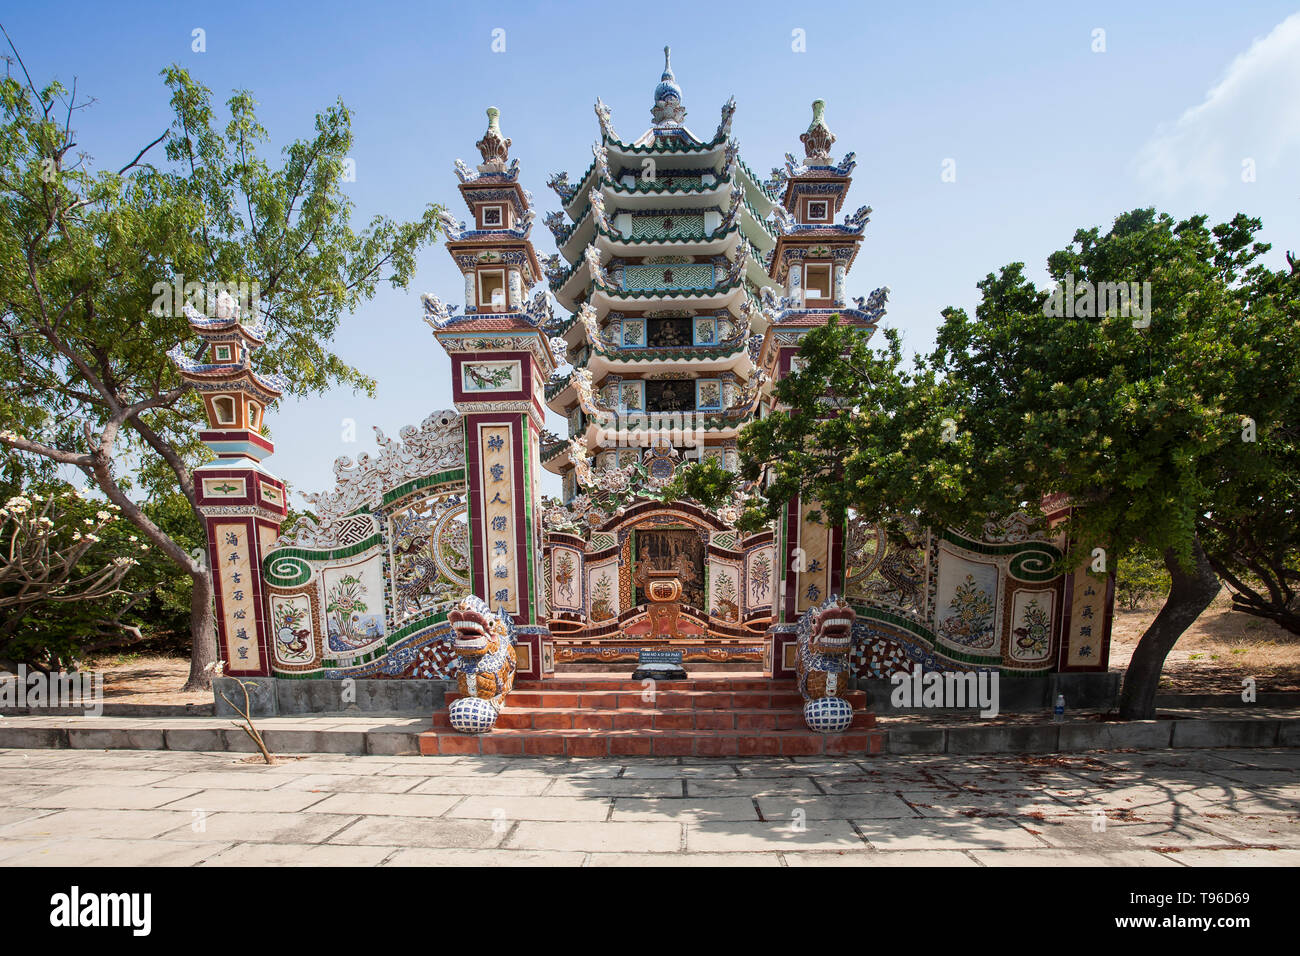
[632,528,705,610]
[644,379,694,412]
[647,316,692,347]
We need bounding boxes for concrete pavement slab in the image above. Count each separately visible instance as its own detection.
[156,788,334,813]
[275,773,422,794]
[783,849,976,866]
[968,847,1183,866]
[0,837,227,867]
[160,810,362,844]
[610,796,758,823]
[506,820,682,853]
[685,818,864,853]
[756,792,918,821]
[408,775,554,796]
[383,848,586,866]
[448,795,614,822]
[200,842,398,866]
[21,785,202,810]
[303,791,461,817]
[2,807,195,840]
[854,815,1045,850]
[327,814,507,849]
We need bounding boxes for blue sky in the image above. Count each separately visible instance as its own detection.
[5,1,1298,504]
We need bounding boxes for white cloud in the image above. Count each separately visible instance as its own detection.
[1135,13,1300,192]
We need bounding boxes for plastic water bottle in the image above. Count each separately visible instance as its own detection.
[1053,693,1065,723]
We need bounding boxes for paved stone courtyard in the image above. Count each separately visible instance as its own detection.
[0,747,1294,866]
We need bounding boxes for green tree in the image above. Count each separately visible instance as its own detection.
[0,478,147,669]
[741,209,1300,719]
[1115,547,1172,611]
[0,45,441,689]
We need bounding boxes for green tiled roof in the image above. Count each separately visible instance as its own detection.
[738,158,780,205]
[606,136,722,155]
[608,178,725,197]
[602,276,744,300]
[584,338,747,364]
[545,373,573,400]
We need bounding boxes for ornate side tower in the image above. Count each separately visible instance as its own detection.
[168,294,289,676]
[757,101,887,670]
[425,108,556,662]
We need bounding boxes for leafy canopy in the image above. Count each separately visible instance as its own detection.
[741,209,1300,573]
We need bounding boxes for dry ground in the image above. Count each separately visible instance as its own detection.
[1110,591,1300,694]
[69,592,1300,706]
[80,654,208,707]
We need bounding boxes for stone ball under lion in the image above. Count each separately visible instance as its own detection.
[803,696,854,734]
[448,695,501,734]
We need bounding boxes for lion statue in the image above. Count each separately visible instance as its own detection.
[796,595,857,733]
[445,594,517,734]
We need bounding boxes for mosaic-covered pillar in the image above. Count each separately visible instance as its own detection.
[433,331,554,680]
[463,271,476,310]
[767,336,845,635]
[167,294,288,677]
[787,263,802,300]
[195,466,287,677]
[508,268,523,310]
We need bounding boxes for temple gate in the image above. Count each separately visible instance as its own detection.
[174,52,1114,748]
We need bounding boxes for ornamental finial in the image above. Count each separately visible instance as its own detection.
[476,106,511,171]
[652,45,686,125]
[801,98,836,163]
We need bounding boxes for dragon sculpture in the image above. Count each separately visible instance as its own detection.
[795,595,858,733]
[445,594,518,734]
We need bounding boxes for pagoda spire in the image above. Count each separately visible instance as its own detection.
[651,45,686,125]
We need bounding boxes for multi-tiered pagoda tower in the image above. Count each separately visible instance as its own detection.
[535,49,882,671]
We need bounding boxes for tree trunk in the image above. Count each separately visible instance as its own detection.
[1118,535,1221,719]
[181,565,216,692]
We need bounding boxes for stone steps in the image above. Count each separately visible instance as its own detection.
[431,707,877,732]
[448,689,837,710]
[422,676,881,758]
[422,727,885,757]
[513,678,789,692]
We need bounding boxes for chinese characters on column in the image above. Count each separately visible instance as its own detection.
[795,499,833,614]
[214,522,261,670]
[481,426,517,614]
[1066,565,1105,667]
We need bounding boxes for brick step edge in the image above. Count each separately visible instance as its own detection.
[432,708,877,732]
[513,680,795,692]
[447,691,865,710]
[419,728,888,757]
